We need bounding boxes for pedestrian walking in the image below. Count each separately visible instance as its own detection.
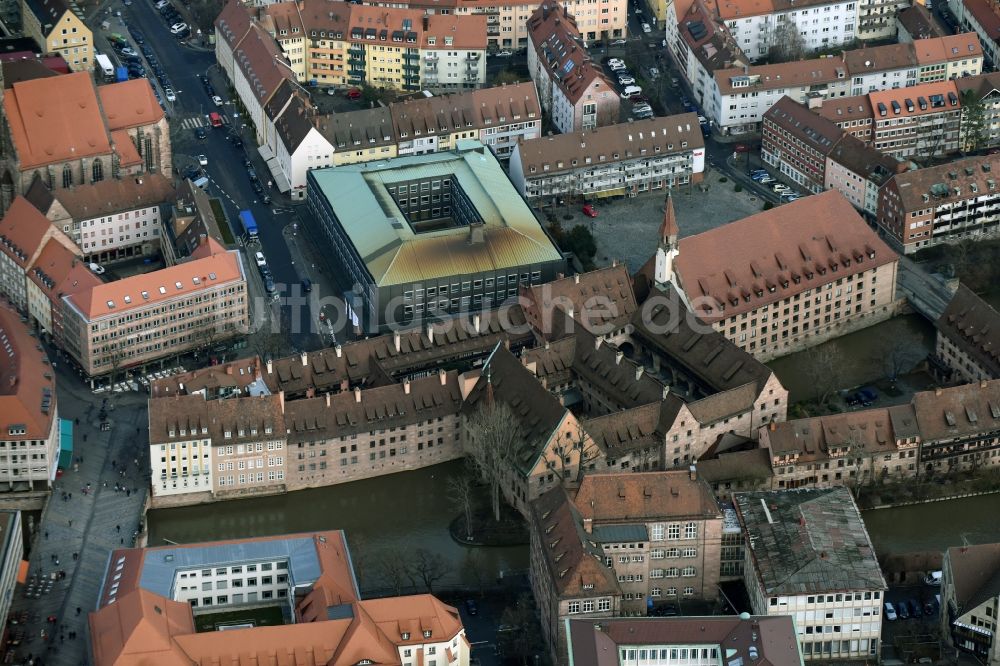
[126,490,131,497]
[115,525,120,533]
[68,520,72,527]
[75,608,80,617]
[44,531,48,540]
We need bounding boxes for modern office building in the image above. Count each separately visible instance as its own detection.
[306,141,564,331]
[735,488,886,661]
[60,243,248,376]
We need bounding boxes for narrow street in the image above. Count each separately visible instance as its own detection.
[6,360,150,666]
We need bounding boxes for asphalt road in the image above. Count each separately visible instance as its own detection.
[115,0,326,351]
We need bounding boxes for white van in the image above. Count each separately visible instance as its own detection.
[620,85,642,98]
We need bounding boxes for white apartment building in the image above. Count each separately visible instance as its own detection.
[508,115,705,201]
[721,0,859,62]
[695,35,980,135]
[735,489,886,661]
[951,0,1000,69]
[171,558,292,608]
[26,175,176,263]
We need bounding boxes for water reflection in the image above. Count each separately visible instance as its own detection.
[148,460,528,591]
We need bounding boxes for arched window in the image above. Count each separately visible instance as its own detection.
[92,159,104,183]
[62,164,72,189]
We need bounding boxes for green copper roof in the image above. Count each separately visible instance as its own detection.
[310,140,562,287]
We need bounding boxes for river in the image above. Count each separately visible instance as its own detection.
[147,460,528,593]
[768,314,936,403]
[863,493,1000,556]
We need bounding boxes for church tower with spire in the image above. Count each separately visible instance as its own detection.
[654,191,679,286]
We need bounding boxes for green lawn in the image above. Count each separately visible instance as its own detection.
[210,198,236,245]
[194,605,285,632]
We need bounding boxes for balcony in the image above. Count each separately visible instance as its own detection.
[404,63,420,72]
[348,47,364,57]
[425,62,438,71]
[425,53,438,61]
[467,52,480,60]
[403,52,419,61]
[487,25,500,35]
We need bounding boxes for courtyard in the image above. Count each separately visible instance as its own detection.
[194,605,287,633]
[543,166,768,272]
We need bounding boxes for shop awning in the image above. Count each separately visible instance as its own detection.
[258,146,291,193]
[58,419,73,471]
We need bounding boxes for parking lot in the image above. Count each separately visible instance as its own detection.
[548,166,768,271]
[882,583,944,664]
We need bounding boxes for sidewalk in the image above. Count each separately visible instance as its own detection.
[5,364,150,666]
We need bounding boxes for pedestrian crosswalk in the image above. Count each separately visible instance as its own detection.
[179,114,231,130]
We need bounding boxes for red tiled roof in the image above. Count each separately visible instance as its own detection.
[673,190,897,321]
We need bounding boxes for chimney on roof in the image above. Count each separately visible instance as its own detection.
[473,313,481,334]
[393,330,401,353]
[404,378,411,395]
[354,386,362,403]
[689,464,697,481]
[439,368,447,385]
[615,350,624,365]
[468,222,485,245]
[935,387,943,396]
[325,392,331,407]
[335,344,342,358]
[278,389,285,413]
[225,365,233,376]
[426,324,435,345]
[574,274,580,284]
[266,358,273,375]
[982,380,989,389]
[635,365,644,381]
[770,421,776,431]
[594,336,603,351]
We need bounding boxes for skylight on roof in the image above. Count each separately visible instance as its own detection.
[209,272,217,280]
[107,300,115,309]
[159,286,166,294]
[175,281,183,290]
[123,296,131,304]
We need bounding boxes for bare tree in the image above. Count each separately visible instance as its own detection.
[250,332,290,364]
[498,594,544,666]
[461,549,492,597]
[447,472,476,541]
[843,431,869,493]
[767,22,807,62]
[550,424,603,483]
[803,344,843,406]
[464,402,523,522]
[873,339,919,390]
[374,551,409,596]
[407,548,449,593]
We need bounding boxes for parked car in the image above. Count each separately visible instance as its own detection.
[582,203,598,217]
[648,66,659,78]
[212,95,224,106]
[345,87,362,100]
[856,387,878,404]
[197,154,208,166]
[634,109,654,119]
[923,600,937,616]
[464,599,478,616]
[495,50,512,57]
[120,46,137,57]
[908,600,922,618]
[633,104,652,114]
[170,22,188,34]
[884,603,897,621]
[772,184,789,193]
[618,76,636,86]
[620,85,642,98]
[130,30,145,44]
[164,87,176,102]
[611,38,627,45]
[264,276,276,294]
[301,278,312,293]
[758,176,775,184]
[897,602,910,620]
[609,63,626,72]
[195,127,207,140]
[641,22,651,32]
[925,571,942,586]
